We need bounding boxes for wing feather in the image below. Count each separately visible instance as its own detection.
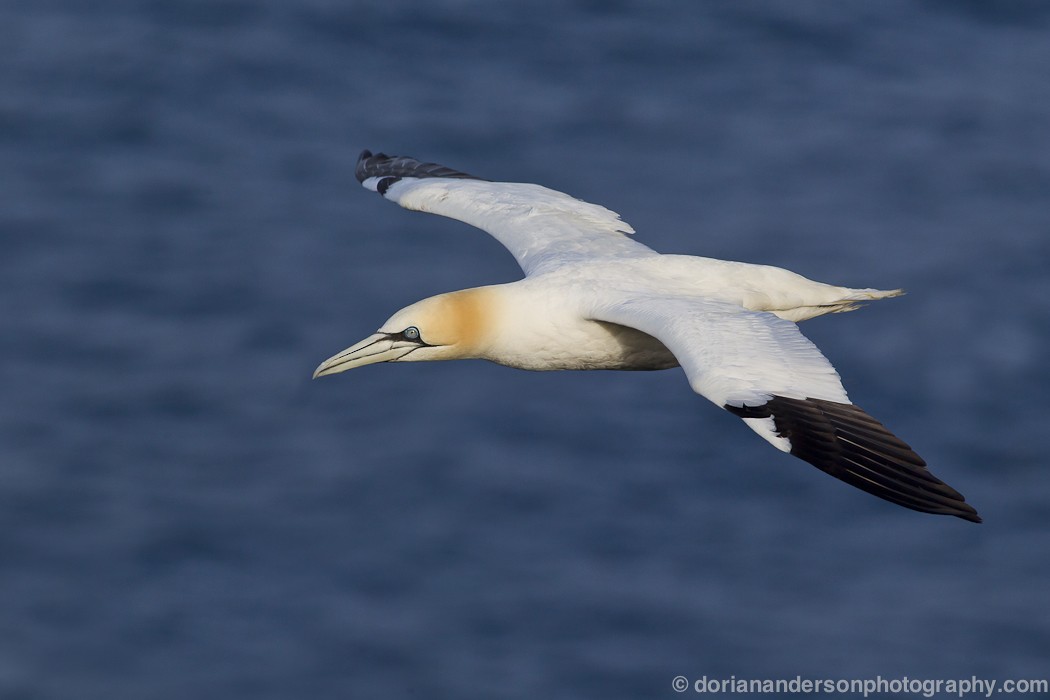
[355,151,656,275]
[590,295,850,407]
[589,295,981,522]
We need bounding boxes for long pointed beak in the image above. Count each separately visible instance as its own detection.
[313,333,413,378]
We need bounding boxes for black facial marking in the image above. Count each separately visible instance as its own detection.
[384,329,430,346]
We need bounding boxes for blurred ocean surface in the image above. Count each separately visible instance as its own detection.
[1,1,1048,698]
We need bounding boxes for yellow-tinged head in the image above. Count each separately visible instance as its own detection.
[313,287,500,378]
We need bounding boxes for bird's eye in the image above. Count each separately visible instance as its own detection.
[402,326,420,341]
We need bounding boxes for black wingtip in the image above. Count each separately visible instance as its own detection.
[355,150,487,185]
[727,396,982,524]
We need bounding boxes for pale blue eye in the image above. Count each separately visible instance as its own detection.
[403,326,420,341]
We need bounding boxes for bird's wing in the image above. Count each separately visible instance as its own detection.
[587,294,981,522]
[355,151,657,276]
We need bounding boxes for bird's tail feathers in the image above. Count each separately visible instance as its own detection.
[847,287,905,302]
[774,288,904,322]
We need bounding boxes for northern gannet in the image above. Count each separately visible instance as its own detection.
[314,150,981,523]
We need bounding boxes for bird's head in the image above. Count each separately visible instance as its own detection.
[312,287,498,378]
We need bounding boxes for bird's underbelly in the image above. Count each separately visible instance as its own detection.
[488,320,679,372]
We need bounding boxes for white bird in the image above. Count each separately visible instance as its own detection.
[315,150,981,523]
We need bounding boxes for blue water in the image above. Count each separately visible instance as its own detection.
[2,1,1048,698]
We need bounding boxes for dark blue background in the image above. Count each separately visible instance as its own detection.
[1,1,1047,698]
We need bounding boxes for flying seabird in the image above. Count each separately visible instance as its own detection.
[314,150,981,523]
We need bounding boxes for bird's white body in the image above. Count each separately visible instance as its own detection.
[427,278,680,372]
[314,151,981,523]
[422,258,895,373]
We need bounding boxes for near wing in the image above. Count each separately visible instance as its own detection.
[355,150,657,276]
[588,295,981,522]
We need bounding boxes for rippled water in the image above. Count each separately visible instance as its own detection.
[2,1,1048,698]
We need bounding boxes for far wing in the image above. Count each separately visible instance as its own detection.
[356,151,657,276]
[588,295,981,522]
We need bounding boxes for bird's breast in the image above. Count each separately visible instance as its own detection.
[485,315,678,372]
